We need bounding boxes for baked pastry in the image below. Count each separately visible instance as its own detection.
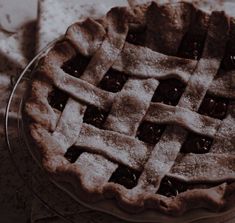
[25,1,235,216]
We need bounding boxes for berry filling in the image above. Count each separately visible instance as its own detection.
[181,132,213,154]
[177,33,206,60]
[220,43,235,71]
[48,88,69,111]
[221,55,235,71]
[158,177,187,197]
[158,176,224,197]
[62,54,91,78]
[109,165,141,189]
[151,79,186,106]
[99,69,128,93]
[199,94,229,120]
[126,29,146,46]
[137,121,165,144]
[64,146,85,163]
[83,105,109,128]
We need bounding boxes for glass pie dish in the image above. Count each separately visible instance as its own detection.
[5,39,235,223]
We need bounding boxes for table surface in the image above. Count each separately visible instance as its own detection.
[0,1,37,222]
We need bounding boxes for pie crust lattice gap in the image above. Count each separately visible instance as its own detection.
[25,2,235,215]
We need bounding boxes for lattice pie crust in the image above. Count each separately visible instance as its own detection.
[25,1,235,215]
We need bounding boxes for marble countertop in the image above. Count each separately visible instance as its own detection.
[0,0,37,221]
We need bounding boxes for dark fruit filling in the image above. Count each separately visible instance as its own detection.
[220,42,235,71]
[99,69,128,93]
[199,94,229,120]
[61,54,91,78]
[221,55,235,71]
[64,146,85,163]
[126,29,146,46]
[158,177,224,197]
[177,33,206,60]
[157,177,187,197]
[181,132,213,154]
[151,79,186,106]
[83,105,109,128]
[109,165,141,189]
[137,121,165,144]
[48,88,69,111]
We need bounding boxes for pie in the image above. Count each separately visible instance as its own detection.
[25,1,235,216]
